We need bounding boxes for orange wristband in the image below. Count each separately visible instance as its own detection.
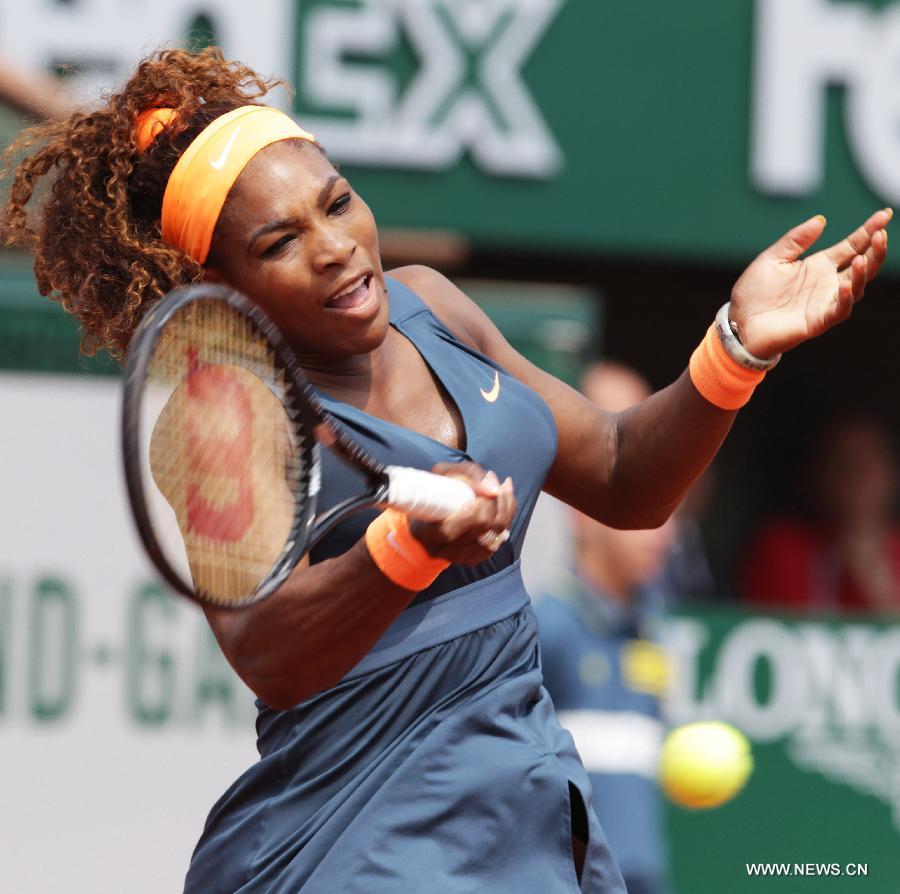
[365,509,450,592]
[689,323,766,410]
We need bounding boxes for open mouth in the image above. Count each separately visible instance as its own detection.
[325,273,374,310]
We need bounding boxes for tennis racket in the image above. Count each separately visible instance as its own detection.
[122,282,476,609]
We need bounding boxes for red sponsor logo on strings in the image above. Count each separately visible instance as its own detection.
[184,360,255,542]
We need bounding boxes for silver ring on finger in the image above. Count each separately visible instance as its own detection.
[477,529,510,551]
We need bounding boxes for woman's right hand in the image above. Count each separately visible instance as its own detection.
[410,462,516,565]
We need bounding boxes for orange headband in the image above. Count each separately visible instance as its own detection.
[135,107,180,152]
[136,105,316,264]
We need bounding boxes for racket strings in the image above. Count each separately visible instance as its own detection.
[143,299,306,605]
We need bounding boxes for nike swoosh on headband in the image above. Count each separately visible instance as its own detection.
[209,126,243,170]
[480,370,500,403]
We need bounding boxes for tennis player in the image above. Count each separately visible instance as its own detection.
[1,49,890,893]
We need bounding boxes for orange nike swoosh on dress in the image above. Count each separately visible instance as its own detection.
[480,370,500,403]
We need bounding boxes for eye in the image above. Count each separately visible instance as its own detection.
[262,234,295,257]
[329,193,351,215]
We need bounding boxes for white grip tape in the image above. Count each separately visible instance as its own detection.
[384,466,476,521]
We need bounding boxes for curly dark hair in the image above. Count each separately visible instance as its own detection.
[0,48,285,358]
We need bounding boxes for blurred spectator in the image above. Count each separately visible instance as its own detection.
[536,361,677,894]
[741,414,900,614]
[0,57,74,120]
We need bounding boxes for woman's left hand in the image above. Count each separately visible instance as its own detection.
[729,208,892,359]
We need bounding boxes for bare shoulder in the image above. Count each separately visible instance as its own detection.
[386,265,488,352]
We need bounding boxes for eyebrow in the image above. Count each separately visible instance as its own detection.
[317,173,342,208]
[247,174,344,253]
[248,216,300,253]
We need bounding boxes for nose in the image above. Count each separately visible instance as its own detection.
[310,222,355,273]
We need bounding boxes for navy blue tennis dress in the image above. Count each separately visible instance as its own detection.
[183,279,627,893]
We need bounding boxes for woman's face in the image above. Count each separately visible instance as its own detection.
[206,140,389,362]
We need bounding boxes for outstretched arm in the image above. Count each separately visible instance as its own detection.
[392,209,890,529]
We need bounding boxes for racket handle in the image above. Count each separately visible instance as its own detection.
[384,466,477,521]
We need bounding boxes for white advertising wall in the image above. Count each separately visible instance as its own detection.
[0,2,296,108]
[0,374,259,893]
[0,371,566,893]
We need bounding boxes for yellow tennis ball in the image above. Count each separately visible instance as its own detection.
[659,721,753,809]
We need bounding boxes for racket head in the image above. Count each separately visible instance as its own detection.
[122,283,321,608]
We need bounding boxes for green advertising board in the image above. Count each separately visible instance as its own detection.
[0,254,118,375]
[6,0,899,269]
[666,607,900,892]
[291,0,900,269]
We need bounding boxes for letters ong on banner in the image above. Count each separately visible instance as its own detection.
[666,615,900,830]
